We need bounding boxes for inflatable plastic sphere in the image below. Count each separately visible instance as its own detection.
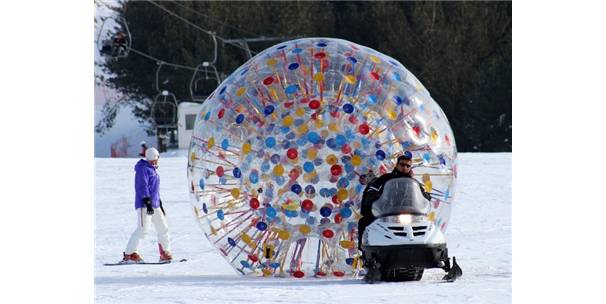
[187,38,457,278]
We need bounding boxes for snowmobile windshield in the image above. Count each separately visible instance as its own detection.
[371,177,430,217]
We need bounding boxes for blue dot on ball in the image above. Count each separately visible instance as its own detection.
[236,114,245,124]
[320,206,332,217]
[264,105,275,116]
[303,161,315,173]
[233,167,241,178]
[393,96,403,105]
[249,172,259,184]
[340,207,352,218]
[228,237,236,246]
[265,137,276,148]
[266,207,277,218]
[343,103,354,114]
[291,184,302,194]
[285,84,298,94]
[376,150,386,160]
[221,139,229,150]
[256,221,268,231]
[288,63,299,70]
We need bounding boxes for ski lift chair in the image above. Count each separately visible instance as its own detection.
[151,91,178,128]
[189,62,221,102]
[96,17,132,59]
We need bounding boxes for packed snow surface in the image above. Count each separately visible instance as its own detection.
[95,152,511,303]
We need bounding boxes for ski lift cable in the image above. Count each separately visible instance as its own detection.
[145,0,258,56]
[127,47,198,71]
[170,0,261,38]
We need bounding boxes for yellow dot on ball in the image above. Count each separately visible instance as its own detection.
[278,230,290,240]
[241,234,251,244]
[314,119,324,129]
[386,109,398,120]
[266,58,278,66]
[326,154,338,165]
[273,164,284,176]
[231,188,240,199]
[299,225,311,234]
[337,188,349,201]
[282,116,294,127]
[369,55,381,64]
[431,129,439,143]
[340,240,354,249]
[307,148,318,160]
[328,122,340,132]
[242,142,252,155]
[428,212,436,222]
[344,75,356,84]
[298,124,309,134]
[207,137,215,149]
[313,72,324,82]
[295,107,306,117]
[236,87,246,97]
[351,155,362,166]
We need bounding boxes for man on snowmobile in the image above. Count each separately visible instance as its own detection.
[357,152,431,251]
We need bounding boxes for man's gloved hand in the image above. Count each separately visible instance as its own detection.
[143,197,154,215]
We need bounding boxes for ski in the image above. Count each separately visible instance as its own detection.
[104,258,187,266]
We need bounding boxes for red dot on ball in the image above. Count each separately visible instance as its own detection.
[330,164,342,176]
[358,124,370,135]
[309,99,321,109]
[263,76,274,86]
[287,148,298,159]
[301,199,314,211]
[322,229,334,238]
[249,198,260,209]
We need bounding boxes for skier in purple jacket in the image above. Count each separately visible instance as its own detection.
[121,147,172,263]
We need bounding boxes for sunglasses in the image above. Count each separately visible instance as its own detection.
[397,163,411,168]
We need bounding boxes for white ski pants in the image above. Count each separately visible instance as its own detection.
[125,207,171,254]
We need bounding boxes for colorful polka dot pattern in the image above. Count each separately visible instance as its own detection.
[187,38,457,278]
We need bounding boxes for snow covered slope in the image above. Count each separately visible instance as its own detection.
[95,152,511,303]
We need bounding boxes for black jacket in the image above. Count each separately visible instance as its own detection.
[360,170,431,218]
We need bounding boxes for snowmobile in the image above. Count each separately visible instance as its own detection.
[360,177,462,282]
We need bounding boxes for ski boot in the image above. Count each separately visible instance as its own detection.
[362,255,382,284]
[158,244,172,263]
[442,256,463,282]
[121,252,144,264]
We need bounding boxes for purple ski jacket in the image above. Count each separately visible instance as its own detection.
[134,159,161,209]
